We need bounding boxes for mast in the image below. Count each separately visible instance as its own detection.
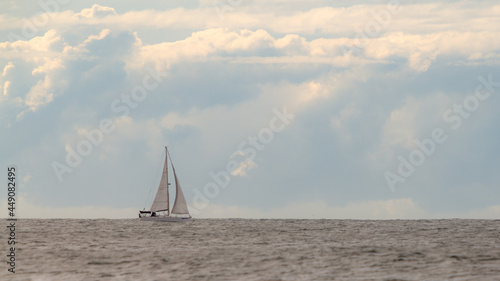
[166,146,170,216]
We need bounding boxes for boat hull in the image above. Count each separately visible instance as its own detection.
[139,216,191,222]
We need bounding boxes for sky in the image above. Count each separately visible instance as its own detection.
[1,0,499,219]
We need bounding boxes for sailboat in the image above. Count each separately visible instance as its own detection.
[139,146,191,222]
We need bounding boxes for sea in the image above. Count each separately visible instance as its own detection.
[2,219,500,281]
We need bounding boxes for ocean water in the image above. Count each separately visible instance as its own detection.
[2,219,500,280]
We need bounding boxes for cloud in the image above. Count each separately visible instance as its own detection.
[76,4,117,19]
[0,28,61,54]
[364,31,500,71]
[229,156,257,177]
[133,28,500,74]
[382,97,426,150]
[3,81,10,96]
[194,198,500,219]
[1,3,494,35]
[32,57,64,76]
[3,196,499,219]
[2,61,14,76]
[199,199,428,219]
[23,77,55,112]
[134,28,275,66]
[0,196,138,219]
[0,28,138,122]
[1,2,500,219]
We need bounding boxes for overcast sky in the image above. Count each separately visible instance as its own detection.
[1,0,499,219]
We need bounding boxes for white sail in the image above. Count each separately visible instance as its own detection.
[171,165,190,215]
[150,151,169,212]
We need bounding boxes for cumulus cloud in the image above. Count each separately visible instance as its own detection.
[2,61,14,76]
[0,27,140,122]
[32,57,64,76]
[229,153,257,177]
[24,77,55,111]
[4,196,499,219]
[194,199,500,219]
[364,31,500,71]
[1,1,500,219]
[76,4,117,19]
[3,81,10,96]
[382,97,426,149]
[0,29,61,54]
[0,2,499,47]
[132,28,500,73]
[0,196,137,218]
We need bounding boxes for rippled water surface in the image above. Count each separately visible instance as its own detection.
[2,219,500,280]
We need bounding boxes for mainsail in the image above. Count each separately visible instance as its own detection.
[150,150,169,212]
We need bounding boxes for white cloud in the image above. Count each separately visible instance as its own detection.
[134,28,276,66]
[76,4,117,19]
[331,103,362,145]
[3,80,10,96]
[194,198,500,219]
[381,94,451,150]
[0,196,138,219]
[461,205,500,219]
[159,112,196,130]
[229,158,257,177]
[32,57,64,75]
[382,97,422,149]
[2,2,500,220]
[2,61,14,76]
[0,30,65,118]
[1,3,498,35]
[132,28,500,73]
[82,28,111,44]
[3,197,499,219]
[364,31,500,71]
[24,77,55,111]
[0,29,60,55]
[27,29,61,51]
[368,93,453,169]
